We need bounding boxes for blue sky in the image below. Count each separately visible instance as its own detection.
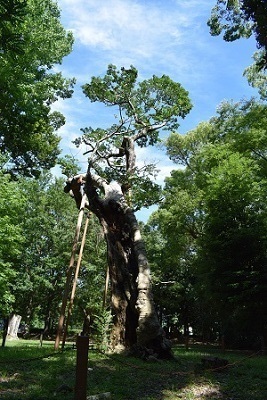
[54,0,258,220]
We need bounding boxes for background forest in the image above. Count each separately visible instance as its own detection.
[1,0,267,353]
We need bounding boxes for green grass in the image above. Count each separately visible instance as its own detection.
[0,339,266,399]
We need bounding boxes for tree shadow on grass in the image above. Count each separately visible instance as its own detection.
[1,343,266,400]
[86,352,192,400]
[0,345,195,400]
[0,344,76,400]
[91,347,267,400]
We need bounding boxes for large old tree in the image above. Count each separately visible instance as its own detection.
[67,65,192,357]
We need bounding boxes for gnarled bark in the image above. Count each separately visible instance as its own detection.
[65,173,172,358]
[82,172,172,358]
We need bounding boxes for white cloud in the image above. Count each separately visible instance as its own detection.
[54,0,258,221]
[58,0,209,66]
[56,0,221,107]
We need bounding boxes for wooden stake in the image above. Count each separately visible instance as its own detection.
[54,194,87,350]
[102,264,109,309]
[74,335,89,400]
[62,212,90,349]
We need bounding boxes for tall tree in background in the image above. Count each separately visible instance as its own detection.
[208,0,267,64]
[0,169,107,338]
[164,99,267,350]
[0,168,25,318]
[208,0,267,98]
[70,64,192,357]
[12,175,79,332]
[142,216,198,342]
[0,0,75,177]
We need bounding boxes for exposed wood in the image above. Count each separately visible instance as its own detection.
[102,264,109,309]
[7,314,21,339]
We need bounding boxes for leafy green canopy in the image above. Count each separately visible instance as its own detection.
[208,0,267,65]
[208,1,267,100]
[155,99,267,342]
[0,169,26,315]
[75,64,192,210]
[0,171,106,328]
[0,0,75,177]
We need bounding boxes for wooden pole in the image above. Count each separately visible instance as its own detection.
[102,264,109,309]
[74,335,89,400]
[54,194,87,350]
[62,212,91,349]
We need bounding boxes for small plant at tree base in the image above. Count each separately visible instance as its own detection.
[92,308,113,353]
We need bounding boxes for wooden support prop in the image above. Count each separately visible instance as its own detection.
[62,212,91,349]
[102,264,109,309]
[54,194,87,350]
[74,335,89,400]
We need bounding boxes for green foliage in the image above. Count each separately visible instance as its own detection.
[0,0,27,54]
[82,65,191,145]
[0,171,25,315]
[208,1,267,96]
[0,0,75,177]
[208,0,252,42]
[0,173,82,327]
[58,154,81,177]
[0,165,108,331]
[78,65,191,209]
[82,64,138,106]
[208,0,267,55]
[152,98,267,345]
[244,53,267,100]
[134,74,192,135]
[13,175,79,325]
[242,0,267,52]
[145,178,201,335]
[92,308,113,352]
[77,64,192,210]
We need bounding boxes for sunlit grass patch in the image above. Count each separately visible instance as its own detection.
[0,339,266,399]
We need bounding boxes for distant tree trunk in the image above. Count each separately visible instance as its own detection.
[82,173,172,358]
[184,322,189,350]
[2,317,9,347]
[44,313,51,335]
[260,323,267,355]
[7,314,21,339]
[40,313,51,346]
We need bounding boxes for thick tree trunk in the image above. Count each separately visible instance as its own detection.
[7,314,21,339]
[83,174,172,358]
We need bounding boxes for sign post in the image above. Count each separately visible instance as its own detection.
[74,335,89,400]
